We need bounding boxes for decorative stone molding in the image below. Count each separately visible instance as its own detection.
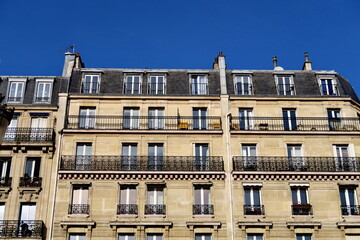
[233,172,360,181]
[0,187,11,199]
[18,187,42,200]
[238,221,272,238]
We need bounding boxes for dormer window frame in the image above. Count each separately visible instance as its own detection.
[317,75,338,96]
[148,75,166,95]
[34,78,54,103]
[81,74,101,94]
[189,74,208,95]
[233,75,253,95]
[124,74,142,95]
[6,78,27,103]
[275,74,295,96]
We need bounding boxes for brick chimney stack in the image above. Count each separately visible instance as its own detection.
[302,52,312,70]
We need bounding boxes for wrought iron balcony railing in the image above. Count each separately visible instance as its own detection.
[148,83,166,95]
[233,156,360,172]
[65,115,222,130]
[81,82,100,94]
[3,128,54,143]
[0,177,12,187]
[68,204,90,215]
[0,220,44,238]
[117,204,138,215]
[341,205,360,216]
[60,155,224,171]
[230,117,360,131]
[193,204,214,215]
[19,177,42,188]
[292,204,313,215]
[145,204,166,215]
[244,205,265,215]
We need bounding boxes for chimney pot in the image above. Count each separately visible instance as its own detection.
[273,56,278,69]
[302,52,312,71]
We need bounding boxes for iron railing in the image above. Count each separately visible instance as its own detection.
[81,82,100,94]
[65,115,222,130]
[190,83,208,95]
[193,204,214,215]
[277,84,295,95]
[60,155,224,171]
[148,83,166,95]
[234,83,253,95]
[68,204,90,215]
[0,220,44,238]
[123,83,142,95]
[3,128,54,142]
[230,117,360,131]
[117,204,138,215]
[292,204,313,215]
[341,205,360,216]
[244,205,265,215]
[0,177,12,187]
[19,177,42,188]
[7,97,22,102]
[233,156,360,172]
[145,204,166,215]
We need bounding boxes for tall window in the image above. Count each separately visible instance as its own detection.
[193,108,207,130]
[334,145,352,171]
[242,144,257,170]
[0,158,11,185]
[195,234,212,240]
[195,144,209,171]
[118,234,135,240]
[148,143,163,170]
[234,76,252,95]
[124,75,142,94]
[239,108,253,130]
[121,144,137,170]
[146,234,163,240]
[76,143,92,170]
[287,145,303,171]
[283,109,297,131]
[24,158,40,178]
[244,187,263,215]
[296,234,312,240]
[81,75,100,94]
[119,185,137,215]
[190,75,208,95]
[79,108,96,129]
[339,186,359,216]
[328,109,341,130]
[19,203,36,223]
[30,117,48,141]
[7,79,25,102]
[148,108,164,130]
[276,76,295,95]
[148,76,165,95]
[4,117,18,141]
[69,234,86,240]
[146,185,165,215]
[35,80,52,103]
[123,108,139,129]
[247,234,263,240]
[291,187,311,215]
[319,79,337,95]
[70,185,89,214]
[194,186,212,215]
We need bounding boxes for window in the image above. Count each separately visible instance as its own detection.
[334,145,354,171]
[148,108,164,130]
[242,144,257,170]
[247,234,263,240]
[319,78,337,95]
[81,74,100,94]
[123,108,139,129]
[291,187,311,215]
[339,186,359,216]
[287,145,303,171]
[244,186,263,215]
[148,76,165,95]
[76,143,92,170]
[276,75,295,95]
[146,185,165,215]
[194,144,209,171]
[234,76,252,95]
[7,79,26,103]
[190,75,208,95]
[30,117,48,141]
[0,158,11,186]
[193,108,207,130]
[194,186,212,215]
[24,158,40,178]
[35,79,52,103]
[118,234,135,240]
[69,234,86,240]
[195,234,212,240]
[296,234,312,240]
[4,117,18,141]
[346,235,360,240]
[283,109,297,130]
[119,185,137,215]
[70,185,89,214]
[19,203,36,236]
[146,234,163,240]
[121,144,137,170]
[328,109,341,130]
[124,75,142,94]
[79,108,96,129]
[0,203,4,221]
[239,108,253,130]
[148,143,163,170]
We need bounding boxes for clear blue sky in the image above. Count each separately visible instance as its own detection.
[1,0,360,93]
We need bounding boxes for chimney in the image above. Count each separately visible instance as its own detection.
[302,52,312,70]
[214,51,227,94]
[62,52,84,77]
[273,56,277,69]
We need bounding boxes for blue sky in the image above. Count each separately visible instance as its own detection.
[1,0,360,93]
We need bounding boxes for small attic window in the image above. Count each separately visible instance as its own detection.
[318,78,338,96]
[234,75,253,95]
[275,75,295,96]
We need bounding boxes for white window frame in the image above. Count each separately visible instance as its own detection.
[124,75,142,94]
[118,234,135,240]
[239,108,254,130]
[296,234,312,240]
[82,74,100,94]
[69,233,86,240]
[34,78,53,103]
[291,187,309,204]
[195,233,212,240]
[71,185,89,205]
[148,108,164,129]
[123,108,140,129]
[275,75,295,96]
[148,75,166,94]
[7,78,27,103]
[146,233,163,240]
[234,75,253,95]
[247,233,263,240]
[190,75,208,95]
[244,187,262,206]
[79,107,96,129]
[318,76,338,96]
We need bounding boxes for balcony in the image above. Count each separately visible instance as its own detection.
[65,116,222,130]
[292,204,313,215]
[19,177,42,188]
[233,156,360,172]
[3,128,54,143]
[145,204,166,215]
[68,204,90,215]
[60,156,224,171]
[0,220,44,238]
[193,204,214,215]
[341,205,360,216]
[230,117,360,131]
[0,177,12,187]
[244,205,265,215]
[117,204,138,215]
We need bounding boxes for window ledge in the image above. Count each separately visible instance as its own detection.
[192,214,214,218]
[116,214,138,219]
[144,214,166,218]
[68,214,90,218]
[244,215,266,219]
[292,215,314,219]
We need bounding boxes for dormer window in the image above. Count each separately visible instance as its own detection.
[190,75,208,95]
[234,76,252,95]
[35,79,53,103]
[319,78,337,96]
[124,75,142,94]
[148,76,165,95]
[276,75,295,95]
[81,74,100,94]
[7,78,26,103]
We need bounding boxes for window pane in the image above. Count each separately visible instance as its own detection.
[118,234,135,240]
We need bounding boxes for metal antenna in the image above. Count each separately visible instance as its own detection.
[60,44,76,53]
